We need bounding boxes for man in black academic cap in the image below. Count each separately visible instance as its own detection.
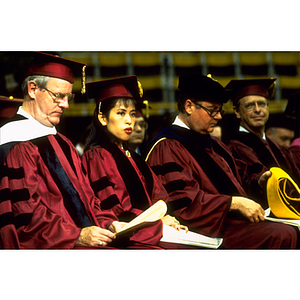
[145,74,298,249]
[128,101,149,155]
[265,113,296,148]
[226,78,300,208]
[0,52,125,249]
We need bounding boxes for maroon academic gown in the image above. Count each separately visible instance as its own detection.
[227,131,300,208]
[0,132,121,249]
[146,125,297,249]
[82,146,164,247]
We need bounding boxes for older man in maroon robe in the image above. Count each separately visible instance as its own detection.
[145,74,298,249]
[225,78,300,209]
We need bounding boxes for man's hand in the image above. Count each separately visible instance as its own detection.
[230,196,265,223]
[76,226,116,247]
[258,170,272,189]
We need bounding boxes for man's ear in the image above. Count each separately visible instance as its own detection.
[185,99,193,115]
[98,112,107,126]
[28,81,38,99]
[233,106,241,119]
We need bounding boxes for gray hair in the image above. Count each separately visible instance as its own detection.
[21,75,50,96]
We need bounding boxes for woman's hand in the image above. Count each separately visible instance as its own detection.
[108,221,127,233]
[162,214,189,232]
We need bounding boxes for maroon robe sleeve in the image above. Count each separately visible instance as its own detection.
[147,138,232,238]
[228,139,300,192]
[228,139,271,175]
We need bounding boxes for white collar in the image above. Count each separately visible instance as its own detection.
[0,107,57,145]
[239,125,266,140]
[172,115,190,130]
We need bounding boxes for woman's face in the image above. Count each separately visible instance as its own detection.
[99,99,136,146]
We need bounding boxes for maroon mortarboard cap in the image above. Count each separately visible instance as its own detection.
[86,75,143,104]
[0,95,23,118]
[178,74,229,104]
[225,78,277,106]
[25,52,87,93]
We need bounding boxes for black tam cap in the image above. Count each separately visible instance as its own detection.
[225,78,276,106]
[178,74,229,104]
[266,113,297,131]
[284,90,300,122]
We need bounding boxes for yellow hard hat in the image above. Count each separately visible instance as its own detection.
[267,167,300,219]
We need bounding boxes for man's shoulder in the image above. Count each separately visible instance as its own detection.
[228,131,260,146]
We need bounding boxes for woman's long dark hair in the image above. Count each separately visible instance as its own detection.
[84,97,153,212]
[85,97,136,151]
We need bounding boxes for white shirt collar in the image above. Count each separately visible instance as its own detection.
[172,115,190,130]
[239,125,266,140]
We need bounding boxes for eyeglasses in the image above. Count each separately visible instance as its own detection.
[135,120,148,129]
[43,88,75,103]
[240,100,269,111]
[191,100,225,117]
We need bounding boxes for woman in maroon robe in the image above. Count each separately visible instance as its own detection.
[82,76,186,249]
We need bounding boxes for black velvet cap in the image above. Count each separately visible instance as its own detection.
[284,90,300,121]
[266,113,297,131]
[178,74,229,104]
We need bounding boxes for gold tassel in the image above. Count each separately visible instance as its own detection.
[81,65,86,94]
[143,100,149,119]
[269,78,276,98]
[137,80,143,98]
[207,74,218,82]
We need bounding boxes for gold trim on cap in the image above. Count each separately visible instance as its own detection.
[207,74,218,82]
[143,100,149,119]
[81,65,86,94]
[137,80,143,98]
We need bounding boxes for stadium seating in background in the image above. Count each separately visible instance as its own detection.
[237,52,271,76]
[58,51,300,116]
[271,52,300,76]
[170,52,203,76]
[130,52,167,102]
[97,52,131,78]
[205,52,237,77]
[278,75,300,99]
